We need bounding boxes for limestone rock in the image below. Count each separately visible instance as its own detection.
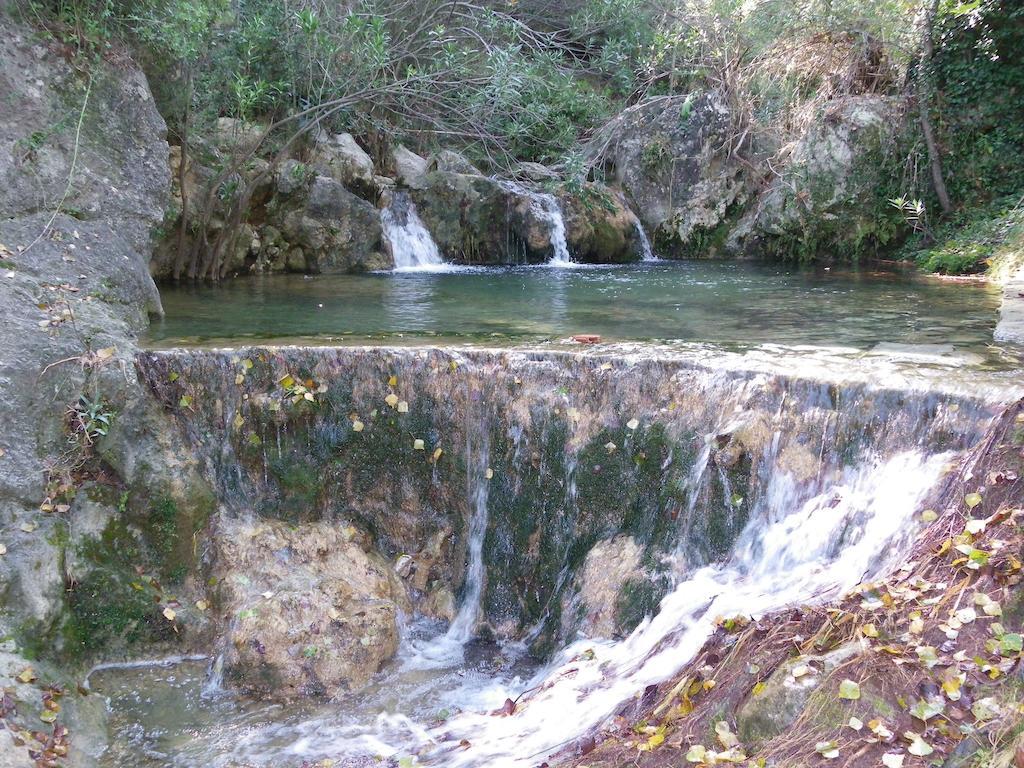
[734,95,900,258]
[512,161,559,182]
[275,175,390,272]
[311,132,377,200]
[214,519,410,700]
[429,149,481,176]
[585,91,748,257]
[559,184,643,263]
[392,145,429,189]
[578,536,644,637]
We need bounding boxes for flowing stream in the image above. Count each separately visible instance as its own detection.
[93,345,1020,768]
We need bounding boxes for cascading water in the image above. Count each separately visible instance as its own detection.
[634,220,658,261]
[382,190,446,271]
[499,180,573,265]
[105,346,1017,768]
[531,192,572,265]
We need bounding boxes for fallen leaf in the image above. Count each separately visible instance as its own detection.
[881,753,905,768]
[162,607,177,621]
[838,679,861,700]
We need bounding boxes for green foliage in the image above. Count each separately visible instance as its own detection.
[904,193,1024,274]
[932,0,1024,207]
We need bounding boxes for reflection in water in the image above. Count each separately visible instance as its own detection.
[149,261,1011,363]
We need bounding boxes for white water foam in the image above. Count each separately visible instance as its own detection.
[424,449,949,767]
[382,191,447,272]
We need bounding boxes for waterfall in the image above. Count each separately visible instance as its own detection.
[431,449,949,767]
[499,180,573,265]
[531,192,572,265]
[445,431,491,643]
[634,220,658,261]
[382,190,446,271]
[127,346,1016,768]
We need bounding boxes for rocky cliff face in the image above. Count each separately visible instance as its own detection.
[0,17,217,766]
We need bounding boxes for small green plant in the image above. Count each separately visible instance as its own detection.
[67,394,114,447]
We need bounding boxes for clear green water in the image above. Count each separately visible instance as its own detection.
[149,261,1005,354]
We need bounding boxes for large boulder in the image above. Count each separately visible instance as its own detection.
[310,131,378,201]
[559,184,644,264]
[585,91,748,257]
[732,95,902,259]
[391,145,429,189]
[272,168,390,273]
[214,518,410,700]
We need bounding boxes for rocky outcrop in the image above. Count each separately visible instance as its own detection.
[0,16,221,766]
[270,165,390,273]
[585,91,749,257]
[559,184,645,264]
[214,518,409,700]
[733,95,902,259]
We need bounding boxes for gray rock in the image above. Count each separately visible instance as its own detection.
[392,145,429,188]
[311,131,377,199]
[429,149,481,176]
[214,518,410,700]
[734,95,900,257]
[276,175,389,272]
[585,91,748,256]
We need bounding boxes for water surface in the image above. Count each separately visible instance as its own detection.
[149,261,1006,356]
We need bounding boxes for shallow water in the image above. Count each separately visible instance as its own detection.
[148,261,1006,356]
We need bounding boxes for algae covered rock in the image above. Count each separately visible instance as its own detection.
[734,95,901,259]
[559,184,644,264]
[577,535,644,637]
[585,90,748,257]
[214,518,410,700]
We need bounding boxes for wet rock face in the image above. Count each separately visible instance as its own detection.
[733,95,901,258]
[577,535,644,638]
[215,518,409,700]
[137,346,999,664]
[586,91,748,257]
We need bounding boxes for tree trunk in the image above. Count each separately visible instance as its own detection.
[918,0,953,216]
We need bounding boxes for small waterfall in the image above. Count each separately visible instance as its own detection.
[634,220,658,261]
[499,180,573,264]
[382,190,446,271]
[444,433,491,644]
[433,449,950,767]
[531,192,572,265]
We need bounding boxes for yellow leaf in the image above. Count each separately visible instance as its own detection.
[385,393,399,407]
[242,358,253,370]
[235,374,245,385]
[233,413,245,430]
[195,600,209,611]
[17,667,36,684]
[432,447,443,462]
[352,420,365,432]
[397,401,409,413]
[388,375,397,386]
[163,607,177,621]
[485,467,494,480]
[278,374,295,389]
[413,439,425,451]
[752,681,766,696]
